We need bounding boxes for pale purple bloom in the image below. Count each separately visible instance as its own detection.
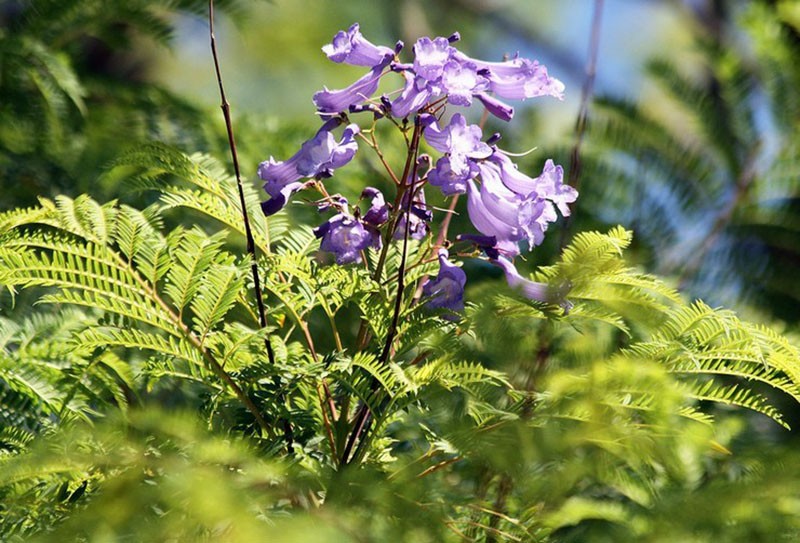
[259,120,360,215]
[422,113,492,158]
[491,257,552,303]
[491,256,573,311]
[440,59,487,106]
[394,159,432,240]
[477,162,548,249]
[322,23,395,66]
[423,249,467,315]
[389,71,436,119]
[313,57,391,114]
[486,154,577,225]
[413,37,455,82]
[532,159,577,216]
[474,92,514,122]
[422,113,492,195]
[465,179,520,257]
[427,154,476,196]
[361,187,390,226]
[314,213,380,265]
[393,184,430,240]
[455,53,565,101]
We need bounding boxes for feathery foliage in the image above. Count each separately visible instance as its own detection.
[2,1,800,540]
[579,2,800,321]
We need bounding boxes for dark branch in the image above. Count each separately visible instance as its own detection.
[208,0,293,452]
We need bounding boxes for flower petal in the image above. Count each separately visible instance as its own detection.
[322,23,395,67]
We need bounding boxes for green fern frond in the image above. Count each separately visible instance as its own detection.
[685,380,787,429]
[77,327,203,368]
[624,301,800,426]
[191,262,246,343]
[109,144,286,255]
[163,227,228,317]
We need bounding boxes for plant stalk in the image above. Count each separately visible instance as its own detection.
[209,0,293,451]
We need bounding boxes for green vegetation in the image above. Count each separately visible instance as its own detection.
[1,1,800,541]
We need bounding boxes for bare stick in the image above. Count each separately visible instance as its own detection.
[560,0,604,249]
[342,118,424,465]
[209,0,293,450]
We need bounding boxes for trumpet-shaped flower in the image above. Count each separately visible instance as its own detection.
[423,249,467,314]
[322,23,395,66]
[313,58,391,114]
[455,53,565,101]
[258,120,360,215]
[314,212,380,265]
[491,257,551,303]
[361,187,390,226]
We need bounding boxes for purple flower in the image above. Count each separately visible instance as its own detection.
[394,183,431,240]
[428,154,476,196]
[389,71,436,119]
[361,186,390,226]
[532,159,577,216]
[486,154,577,227]
[322,23,395,67]
[423,249,467,314]
[258,120,360,215]
[440,59,487,106]
[314,213,380,265]
[476,162,549,249]
[413,37,455,82]
[422,113,492,196]
[261,181,306,216]
[456,233,501,259]
[422,113,493,158]
[490,257,551,303]
[313,57,392,114]
[455,53,565,101]
[491,256,573,311]
[474,92,514,122]
[465,179,521,257]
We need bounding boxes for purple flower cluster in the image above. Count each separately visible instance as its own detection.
[310,25,564,122]
[258,24,577,316]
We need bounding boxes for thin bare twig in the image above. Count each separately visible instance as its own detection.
[208,0,293,451]
[342,118,424,466]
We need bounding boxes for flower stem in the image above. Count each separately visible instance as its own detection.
[342,116,424,465]
[208,0,293,452]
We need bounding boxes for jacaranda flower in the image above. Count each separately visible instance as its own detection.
[476,161,549,249]
[465,179,522,257]
[394,157,432,240]
[361,186,390,226]
[313,57,392,114]
[454,53,565,101]
[258,23,575,315]
[382,32,561,121]
[314,212,381,265]
[258,119,359,215]
[422,248,467,315]
[491,256,551,303]
[423,113,492,196]
[322,23,396,67]
[393,184,431,240]
[389,70,437,119]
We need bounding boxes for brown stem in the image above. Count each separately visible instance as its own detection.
[209,0,293,451]
[342,117,424,465]
[484,474,513,543]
